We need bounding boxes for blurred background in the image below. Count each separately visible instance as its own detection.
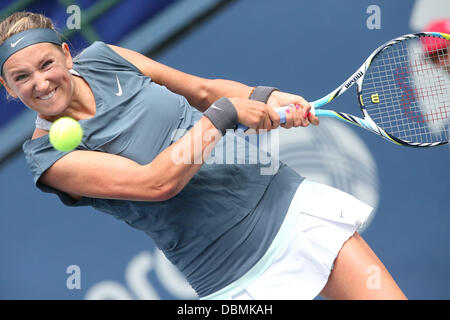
[0,0,449,299]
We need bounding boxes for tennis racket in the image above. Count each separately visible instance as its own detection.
[239,32,450,147]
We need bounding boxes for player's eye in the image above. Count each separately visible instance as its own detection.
[42,59,53,69]
[14,74,28,82]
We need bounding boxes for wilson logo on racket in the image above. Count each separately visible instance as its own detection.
[344,71,364,89]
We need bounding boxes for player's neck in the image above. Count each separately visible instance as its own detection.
[67,75,96,120]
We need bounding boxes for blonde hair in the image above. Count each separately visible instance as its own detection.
[0,11,57,46]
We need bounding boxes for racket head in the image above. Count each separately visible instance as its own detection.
[357,32,450,147]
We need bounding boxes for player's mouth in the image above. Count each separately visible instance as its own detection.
[37,88,57,100]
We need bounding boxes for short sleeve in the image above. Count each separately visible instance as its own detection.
[22,135,91,207]
[74,41,144,77]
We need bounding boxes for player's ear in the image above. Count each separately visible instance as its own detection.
[0,76,18,99]
[61,42,73,70]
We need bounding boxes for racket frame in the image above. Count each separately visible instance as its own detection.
[277,32,450,147]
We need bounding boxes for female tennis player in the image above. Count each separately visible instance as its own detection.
[0,12,407,300]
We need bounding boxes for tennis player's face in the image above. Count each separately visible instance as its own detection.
[0,42,74,116]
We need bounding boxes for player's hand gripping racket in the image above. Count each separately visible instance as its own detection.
[238,32,450,147]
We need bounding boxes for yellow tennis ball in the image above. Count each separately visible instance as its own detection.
[49,117,83,152]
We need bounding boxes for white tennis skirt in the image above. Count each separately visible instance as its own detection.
[201,179,373,300]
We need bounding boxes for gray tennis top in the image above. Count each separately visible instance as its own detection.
[22,41,304,297]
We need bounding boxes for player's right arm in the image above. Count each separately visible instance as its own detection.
[40,99,275,202]
[40,116,220,202]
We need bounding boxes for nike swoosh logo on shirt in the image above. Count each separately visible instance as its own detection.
[10,37,25,48]
[210,105,222,111]
[115,74,123,96]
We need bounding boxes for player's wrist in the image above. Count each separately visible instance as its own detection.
[249,86,279,103]
[203,97,238,136]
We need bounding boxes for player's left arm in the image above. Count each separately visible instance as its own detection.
[108,44,253,112]
[108,45,316,127]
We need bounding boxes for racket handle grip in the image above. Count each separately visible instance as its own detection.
[236,107,287,131]
[236,104,316,131]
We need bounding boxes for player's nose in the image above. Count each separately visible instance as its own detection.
[33,72,50,94]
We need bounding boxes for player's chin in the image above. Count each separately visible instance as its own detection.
[34,100,68,117]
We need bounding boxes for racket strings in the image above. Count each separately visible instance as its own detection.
[361,36,449,144]
[396,66,448,122]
